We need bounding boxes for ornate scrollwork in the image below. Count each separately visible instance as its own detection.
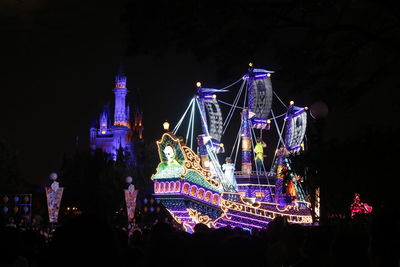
[166,209,182,224]
[276,201,300,212]
[220,199,245,212]
[182,146,220,187]
[187,208,215,228]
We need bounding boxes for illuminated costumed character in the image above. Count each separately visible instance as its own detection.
[254,138,266,172]
[153,141,185,179]
[222,157,237,191]
[350,193,373,218]
[274,147,307,206]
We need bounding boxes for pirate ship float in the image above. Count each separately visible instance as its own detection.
[151,64,313,232]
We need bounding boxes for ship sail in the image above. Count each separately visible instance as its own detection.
[247,68,273,129]
[197,87,226,153]
[284,105,307,153]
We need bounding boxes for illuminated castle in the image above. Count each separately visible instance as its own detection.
[90,69,143,165]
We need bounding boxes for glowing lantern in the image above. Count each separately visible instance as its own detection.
[163,121,170,131]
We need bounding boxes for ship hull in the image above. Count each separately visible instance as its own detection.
[153,174,313,232]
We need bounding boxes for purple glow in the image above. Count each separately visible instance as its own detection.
[252,118,267,123]
[220,218,264,229]
[287,108,306,119]
[254,74,267,78]
[90,71,137,166]
[203,94,213,99]
[227,212,271,224]
[292,108,306,116]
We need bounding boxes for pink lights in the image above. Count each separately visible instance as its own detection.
[154,181,181,193]
[154,181,220,205]
[350,193,373,218]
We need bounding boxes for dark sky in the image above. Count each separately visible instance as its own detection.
[1,0,399,205]
[0,0,222,185]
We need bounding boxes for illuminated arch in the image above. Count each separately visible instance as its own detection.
[170,181,175,192]
[175,181,181,192]
[160,182,165,193]
[212,194,220,205]
[190,185,198,197]
[197,188,205,200]
[205,191,212,202]
[166,182,171,192]
[182,183,190,194]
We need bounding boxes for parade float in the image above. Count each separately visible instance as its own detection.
[151,64,313,232]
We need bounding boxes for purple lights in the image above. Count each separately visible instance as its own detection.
[154,181,221,206]
[90,69,141,166]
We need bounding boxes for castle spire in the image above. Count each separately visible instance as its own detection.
[114,66,129,127]
[99,106,110,134]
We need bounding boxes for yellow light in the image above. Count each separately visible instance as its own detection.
[267,73,271,77]
[290,100,294,105]
[249,62,253,67]
[219,143,224,147]
[101,130,106,134]
[301,143,304,147]
[163,121,170,131]
[267,119,271,124]
[196,82,201,88]
[304,106,308,110]
[212,94,217,99]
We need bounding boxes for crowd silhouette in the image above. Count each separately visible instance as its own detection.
[1,205,399,267]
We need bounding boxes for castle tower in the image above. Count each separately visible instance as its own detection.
[90,67,141,166]
[113,70,129,127]
[99,106,110,135]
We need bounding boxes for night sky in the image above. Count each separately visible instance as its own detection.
[1,0,399,207]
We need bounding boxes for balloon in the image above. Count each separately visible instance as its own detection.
[3,195,9,203]
[143,198,148,204]
[150,207,155,213]
[23,195,30,203]
[126,176,133,184]
[3,206,8,213]
[310,101,329,119]
[49,172,58,181]
[14,196,20,203]
[13,206,19,213]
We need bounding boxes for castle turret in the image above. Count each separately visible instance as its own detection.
[99,106,110,135]
[113,71,129,127]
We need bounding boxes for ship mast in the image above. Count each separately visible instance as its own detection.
[241,109,252,174]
